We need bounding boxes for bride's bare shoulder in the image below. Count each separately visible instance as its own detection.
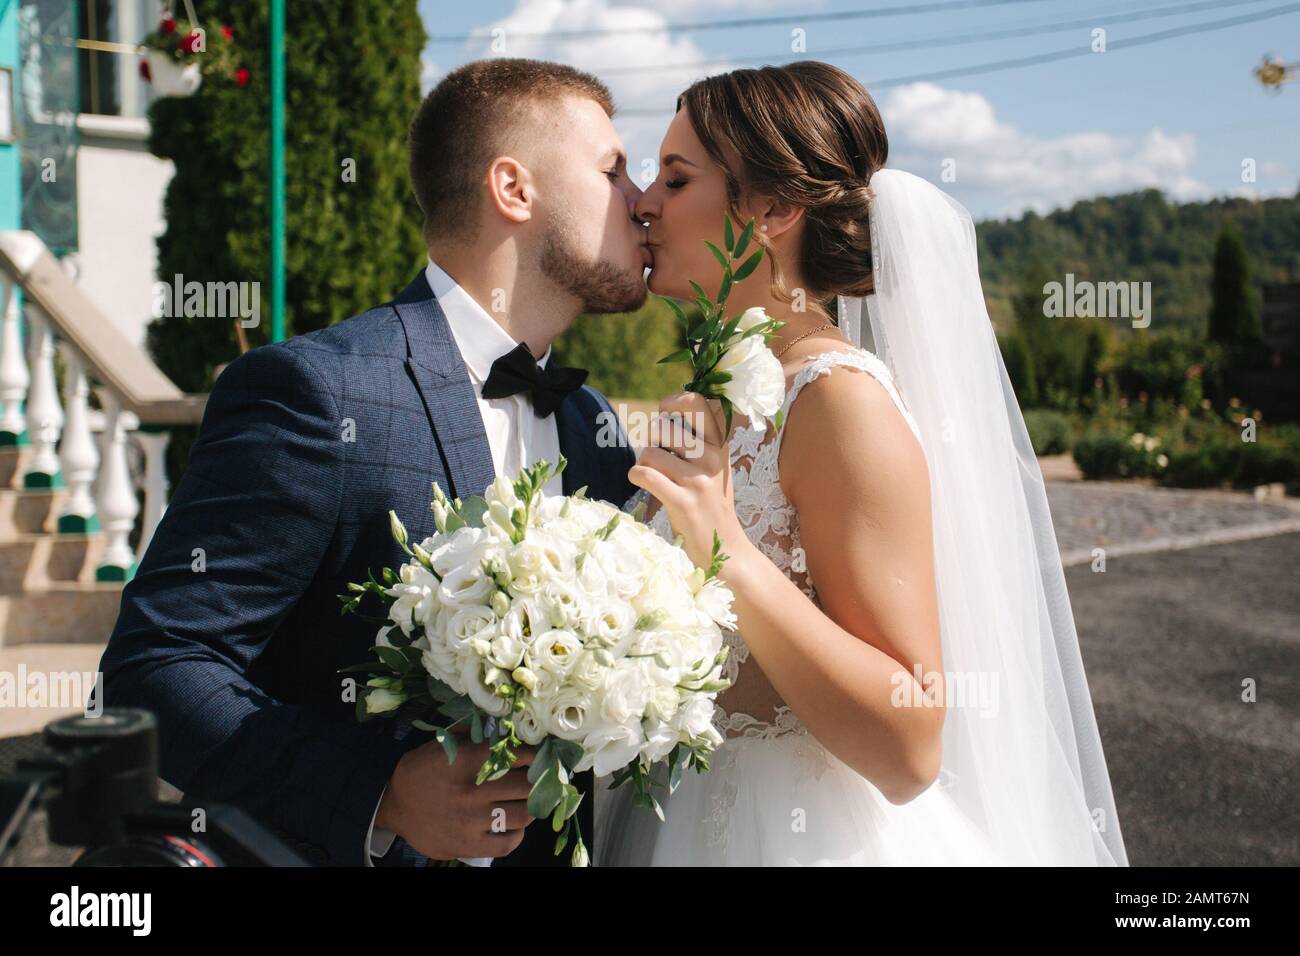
[776,347,928,504]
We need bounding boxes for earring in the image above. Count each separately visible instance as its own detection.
[759,224,768,232]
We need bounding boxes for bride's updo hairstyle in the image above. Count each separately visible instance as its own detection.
[676,62,887,309]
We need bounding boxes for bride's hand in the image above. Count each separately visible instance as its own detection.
[627,392,753,572]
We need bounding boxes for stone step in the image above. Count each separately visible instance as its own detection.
[0,585,124,648]
[0,487,68,537]
[0,534,108,593]
[0,446,30,489]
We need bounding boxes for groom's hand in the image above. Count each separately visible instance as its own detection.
[376,738,538,861]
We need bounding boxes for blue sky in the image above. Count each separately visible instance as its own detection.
[416,0,1300,220]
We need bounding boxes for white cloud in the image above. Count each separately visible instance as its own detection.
[880,82,1212,217]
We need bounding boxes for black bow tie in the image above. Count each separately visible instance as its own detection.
[480,342,588,418]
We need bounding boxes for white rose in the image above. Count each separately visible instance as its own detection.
[640,718,679,764]
[578,720,644,777]
[439,605,499,653]
[729,306,770,342]
[437,561,495,611]
[599,664,649,726]
[385,563,440,635]
[529,629,584,683]
[515,705,547,745]
[488,633,526,670]
[693,577,737,630]
[543,686,595,740]
[715,332,785,427]
[461,656,512,717]
[674,695,721,744]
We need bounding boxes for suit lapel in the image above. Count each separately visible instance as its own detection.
[392,271,496,501]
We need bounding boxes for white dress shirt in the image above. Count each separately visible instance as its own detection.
[366,257,565,864]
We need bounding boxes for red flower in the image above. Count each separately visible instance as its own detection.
[234,67,250,87]
[179,30,201,54]
[139,59,151,81]
[160,17,176,34]
[221,24,234,41]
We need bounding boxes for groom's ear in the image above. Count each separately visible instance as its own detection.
[486,156,534,225]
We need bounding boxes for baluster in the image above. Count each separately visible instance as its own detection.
[56,346,99,532]
[23,307,63,488]
[132,429,171,562]
[0,281,29,444]
[95,391,138,581]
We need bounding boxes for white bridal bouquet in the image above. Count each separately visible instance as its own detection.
[339,458,736,866]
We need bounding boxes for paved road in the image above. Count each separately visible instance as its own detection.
[1067,530,1300,866]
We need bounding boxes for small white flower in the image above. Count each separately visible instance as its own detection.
[714,332,785,428]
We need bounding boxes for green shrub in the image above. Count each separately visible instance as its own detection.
[1160,438,1238,488]
[1023,409,1072,455]
[1074,429,1166,480]
[1073,432,1130,480]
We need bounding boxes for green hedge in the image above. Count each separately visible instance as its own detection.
[1022,409,1072,456]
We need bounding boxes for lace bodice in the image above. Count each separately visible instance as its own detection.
[622,347,922,741]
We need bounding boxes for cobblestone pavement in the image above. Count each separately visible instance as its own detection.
[1044,481,1300,564]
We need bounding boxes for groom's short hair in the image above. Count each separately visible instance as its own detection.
[409,59,614,244]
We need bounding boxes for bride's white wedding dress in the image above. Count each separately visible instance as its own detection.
[595,347,1007,866]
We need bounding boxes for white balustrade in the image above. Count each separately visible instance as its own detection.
[23,307,63,487]
[132,430,171,563]
[0,281,30,442]
[56,346,100,533]
[1,250,192,580]
[95,391,140,581]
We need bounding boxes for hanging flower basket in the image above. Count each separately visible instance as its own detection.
[143,49,202,98]
[139,11,245,99]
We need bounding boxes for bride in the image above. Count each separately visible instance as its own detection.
[593,61,1128,866]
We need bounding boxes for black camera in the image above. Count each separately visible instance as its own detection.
[0,708,309,866]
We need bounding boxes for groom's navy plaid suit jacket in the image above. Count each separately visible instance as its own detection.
[98,269,638,866]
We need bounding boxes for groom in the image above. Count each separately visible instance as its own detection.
[98,59,649,866]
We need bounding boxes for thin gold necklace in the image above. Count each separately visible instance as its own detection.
[774,321,838,360]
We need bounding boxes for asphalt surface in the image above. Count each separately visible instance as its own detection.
[1067,531,1300,866]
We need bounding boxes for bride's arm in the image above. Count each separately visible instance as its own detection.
[630,379,944,805]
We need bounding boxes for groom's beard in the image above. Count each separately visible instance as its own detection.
[539,217,647,315]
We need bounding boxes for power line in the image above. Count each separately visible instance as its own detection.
[870,0,1300,88]
[425,0,1051,45]
[610,1,1300,114]
[595,0,1271,76]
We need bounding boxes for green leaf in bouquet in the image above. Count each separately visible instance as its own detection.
[688,279,708,301]
[432,725,459,763]
[528,737,556,785]
[717,270,733,304]
[426,677,458,703]
[773,408,785,432]
[723,214,735,252]
[554,826,570,856]
[551,738,585,772]
[528,766,564,820]
[720,316,741,342]
[442,510,467,534]
[733,219,755,261]
[704,241,728,271]
[721,396,734,442]
[552,783,584,831]
[375,645,410,675]
[657,348,693,366]
[470,710,485,744]
[666,297,691,333]
[732,248,764,282]
[456,495,489,528]
[380,567,397,586]
[437,694,477,723]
